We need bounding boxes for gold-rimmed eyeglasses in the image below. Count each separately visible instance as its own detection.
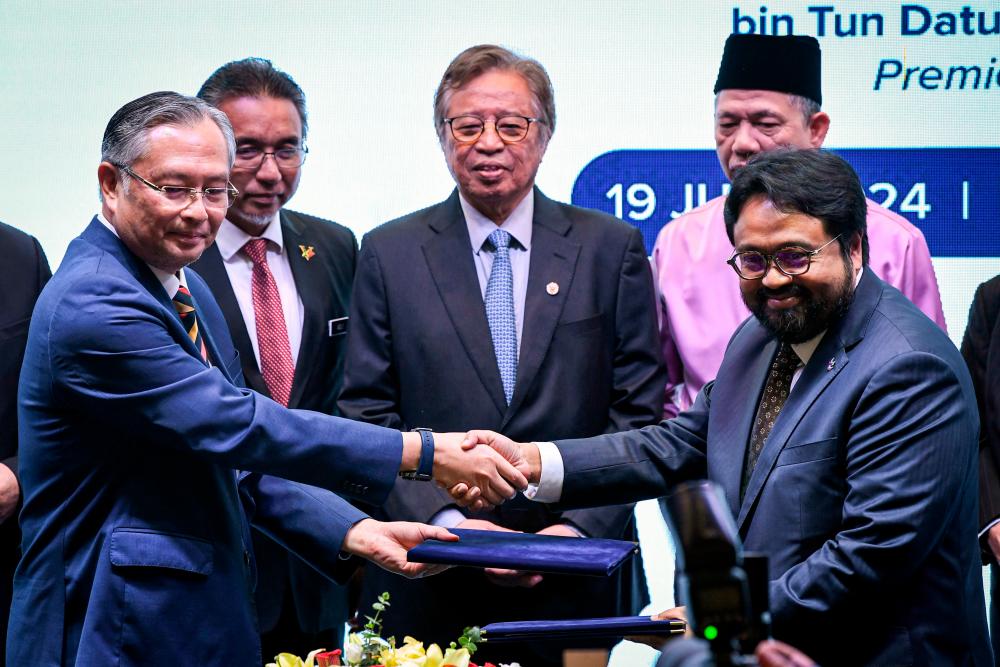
[443,115,540,144]
[115,163,238,209]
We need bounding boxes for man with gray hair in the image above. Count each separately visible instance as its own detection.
[9,91,527,665]
[191,57,359,659]
[339,44,665,666]
[653,33,945,420]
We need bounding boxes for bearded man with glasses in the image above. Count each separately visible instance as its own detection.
[462,149,990,667]
[190,57,362,661]
[338,44,665,667]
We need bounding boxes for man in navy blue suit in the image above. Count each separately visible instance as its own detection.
[464,149,991,666]
[9,92,526,665]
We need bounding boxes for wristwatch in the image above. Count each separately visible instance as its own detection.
[399,427,434,481]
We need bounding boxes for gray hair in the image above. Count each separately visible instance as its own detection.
[101,91,235,197]
[433,44,556,144]
[788,93,821,125]
[712,93,821,127]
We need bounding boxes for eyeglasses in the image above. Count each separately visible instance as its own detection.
[115,163,238,209]
[233,145,308,170]
[443,115,540,144]
[727,235,842,280]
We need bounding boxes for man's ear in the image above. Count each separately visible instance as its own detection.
[98,161,122,215]
[848,231,863,272]
[808,111,830,148]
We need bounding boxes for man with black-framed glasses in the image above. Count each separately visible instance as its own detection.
[463,148,991,666]
[190,57,361,660]
[338,44,665,666]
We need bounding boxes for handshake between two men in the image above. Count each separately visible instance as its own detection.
[341,430,532,578]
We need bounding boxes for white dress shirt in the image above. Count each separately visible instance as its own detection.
[461,191,533,354]
[213,215,305,367]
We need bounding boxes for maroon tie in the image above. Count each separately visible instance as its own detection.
[241,239,294,406]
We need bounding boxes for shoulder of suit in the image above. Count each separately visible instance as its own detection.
[973,274,1000,310]
[551,198,643,242]
[361,199,451,245]
[282,209,354,241]
[0,220,41,256]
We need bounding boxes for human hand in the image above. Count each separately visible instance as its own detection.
[0,464,19,523]
[455,519,544,588]
[755,639,817,667]
[627,606,691,647]
[432,432,528,506]
[447,431,539,511]
[988,522,1000,562]
[342,518,457,578]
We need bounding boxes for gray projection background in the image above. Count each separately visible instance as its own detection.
[2,1,997,663]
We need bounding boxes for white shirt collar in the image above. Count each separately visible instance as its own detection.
[788,267,864,366]
[214,212,283,261]
[97,212,180,297]
[460,191,533,253]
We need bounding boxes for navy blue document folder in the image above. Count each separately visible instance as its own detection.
[406,528,638,576]
[481,616,686,642]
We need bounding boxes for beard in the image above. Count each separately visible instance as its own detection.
[742,258,856,344]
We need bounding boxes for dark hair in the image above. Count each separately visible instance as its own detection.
[433,44,555,144]
[197,57,308,138]
[723,148,869,264]
[101,91,234,200]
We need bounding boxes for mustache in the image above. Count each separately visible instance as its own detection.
[756,284,808,301]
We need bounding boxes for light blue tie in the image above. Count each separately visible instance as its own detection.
[485,228,517,404]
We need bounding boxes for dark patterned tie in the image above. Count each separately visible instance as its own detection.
[242,239,295,407]
[172,282,208,363]
[741,343,798,500]
[484,229,517,404]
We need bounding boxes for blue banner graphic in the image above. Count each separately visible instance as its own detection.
[570,148,1000,257]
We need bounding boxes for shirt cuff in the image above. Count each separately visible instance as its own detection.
[979,516,1000,541]
[524,441,564,504]
[429,507,466,529]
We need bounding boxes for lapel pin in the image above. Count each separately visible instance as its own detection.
[299,244,316,261]
[546,281,559,296]
[827,357,836,371]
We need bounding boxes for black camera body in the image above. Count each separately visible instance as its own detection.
[660,480,771,667]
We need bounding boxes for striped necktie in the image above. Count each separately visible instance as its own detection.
[172,282,209,363]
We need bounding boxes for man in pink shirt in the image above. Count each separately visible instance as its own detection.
[654,33,946,417]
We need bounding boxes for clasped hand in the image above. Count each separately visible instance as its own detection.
[441,430,535,512]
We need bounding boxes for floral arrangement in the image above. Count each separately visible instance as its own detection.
[266,593,521,667]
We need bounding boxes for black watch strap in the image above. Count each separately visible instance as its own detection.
[400,428,434,481]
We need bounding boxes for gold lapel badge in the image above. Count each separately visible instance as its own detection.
[299,245,316,261]
[546,281,559,296]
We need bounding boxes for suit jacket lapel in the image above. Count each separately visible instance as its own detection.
[187,281,235,382]
[80,218,224,372]
[736,341,848,531]
[736,271,883,531]
[710,324,776,521]
[422,192,508,415]
[281,211,324,407]
[189,244,262,386]
[502,190,579,427]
